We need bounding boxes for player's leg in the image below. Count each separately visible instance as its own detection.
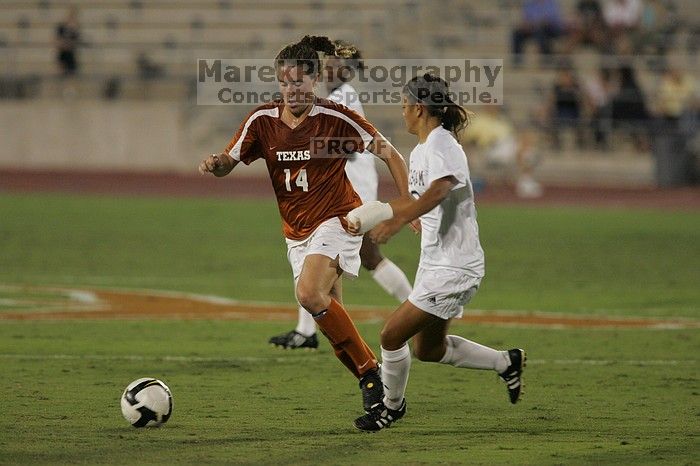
[295,305,317,338]
[322,277,361,378]
[296,253,382,411]
[353,299,432,431]
[411,300,525,405]
[411,268,526,404]
[413,319,510,370]
[380,300,442,408]
[294,274,324,339]
[330,278,376,360]
[296,253,377,371]
[268,247,318,350]
[360,236,412,302]
[419,325,525,404]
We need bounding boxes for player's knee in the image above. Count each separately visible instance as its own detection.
[379,327,403,351]
[295,284,325,312]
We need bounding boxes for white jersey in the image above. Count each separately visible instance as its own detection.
[408,126,485,277]
[328,83,378,202]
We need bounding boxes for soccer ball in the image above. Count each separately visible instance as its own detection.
[120,378,173,427]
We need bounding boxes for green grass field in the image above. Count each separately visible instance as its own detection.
[0,193,698,465]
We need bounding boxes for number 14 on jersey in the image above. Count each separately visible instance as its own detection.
[283,168,309,192]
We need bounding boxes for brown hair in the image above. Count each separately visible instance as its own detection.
[403,73,471,137]
[275,35,336,76]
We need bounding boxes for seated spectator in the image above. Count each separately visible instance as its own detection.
[651,65,698,186]
[462,106,544,198]
[610,65,651,150]
[512,0,566,65]
[567,0,606,52]
[602,0,642,51]
[538,65,585,150]
[655,66,697,121]
[582,67,616,149]
[636,0,679,57]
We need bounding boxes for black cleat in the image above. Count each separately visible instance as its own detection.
[499,348,526,404]
[353,400,406,432]
[268,330,318,350]
[359,367,383,412]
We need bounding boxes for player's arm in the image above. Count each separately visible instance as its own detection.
[371,176,456,243]
[367,132,410,199]
[389,174,455,215]
[201,107,262,177]
[198,153,238,177]
[347,176,457,243]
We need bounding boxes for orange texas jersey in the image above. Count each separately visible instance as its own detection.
[224,98,378,240]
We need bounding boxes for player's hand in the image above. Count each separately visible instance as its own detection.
[344,216,362,236]
[198,153,233,177]
[408,218,421,234]
[369,218,403,244]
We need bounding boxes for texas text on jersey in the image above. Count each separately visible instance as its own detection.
[224,98,377,240]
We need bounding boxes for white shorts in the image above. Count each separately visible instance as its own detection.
[345,153,378,202]
[286,217,363,280]
[408,266,481,320]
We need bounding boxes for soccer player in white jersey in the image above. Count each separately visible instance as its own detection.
[268,40,412,350]
[348,74,526,431]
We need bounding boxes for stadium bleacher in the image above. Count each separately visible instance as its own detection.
[0,0,697,185]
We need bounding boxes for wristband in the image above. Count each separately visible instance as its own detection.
[347,201,393,234]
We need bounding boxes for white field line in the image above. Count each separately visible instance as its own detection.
[0,353,695,366]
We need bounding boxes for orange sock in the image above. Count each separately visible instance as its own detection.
[327,340,360,378]
[313,298,378,378]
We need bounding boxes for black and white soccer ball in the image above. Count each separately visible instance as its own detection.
[120,378,173,427]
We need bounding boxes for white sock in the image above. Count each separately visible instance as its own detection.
[381,344,411,410]
[439,335,510,373]
[371,258,412,302]
[294,306,316,337]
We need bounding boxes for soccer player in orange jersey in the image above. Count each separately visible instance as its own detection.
[268,40,413,352]
[199,36,411,414]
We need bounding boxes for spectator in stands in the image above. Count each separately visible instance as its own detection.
[655,65,697,121]
[136,53,165,80]
[651,65,698,185]
[55,7,80,77]
[567,0,606,52]
[539,64,585,150]
[511,0,565,65]
[636,0,679,58]
[610,65,650,150]
[462,106,543,198]
[582,67,616,149]
[602,0,642,51]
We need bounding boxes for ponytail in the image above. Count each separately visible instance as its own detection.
[403,73,472,138]
[442,97,471,137]
[300,35,336,55]
[275,35,336,76]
